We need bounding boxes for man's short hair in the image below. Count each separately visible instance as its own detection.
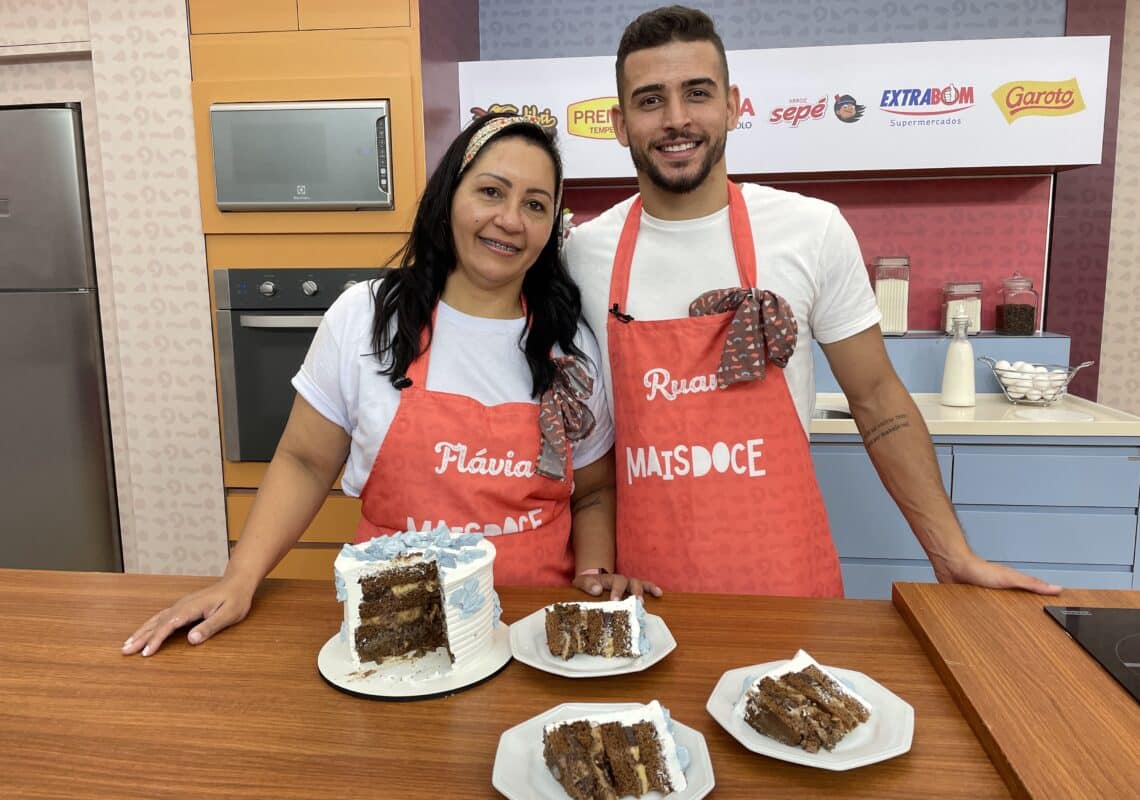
[615,5,730,103]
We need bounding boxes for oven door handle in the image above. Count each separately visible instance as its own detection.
[238,314,324,329]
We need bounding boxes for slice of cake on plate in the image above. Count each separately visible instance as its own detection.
[542,700,688,799]
[334,527,500,675]
[735,649,871,753]
[544,596,648,660]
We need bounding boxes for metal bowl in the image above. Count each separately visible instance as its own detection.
[978,356,1094,406]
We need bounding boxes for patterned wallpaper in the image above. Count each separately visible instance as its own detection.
[1102,2,1140,416]
[479,0,1066,59]
[1,1,228,575]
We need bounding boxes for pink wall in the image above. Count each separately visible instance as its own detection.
[563,175,1052,332]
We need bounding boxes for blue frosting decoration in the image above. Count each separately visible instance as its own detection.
[635,597,651,654]
[447,576,486,617]
[343,526,488,577]
[334,566,347,602]
[338,620,348,644]
[492,591,503,628]
[739,674,758,701]
[661,705,691,771]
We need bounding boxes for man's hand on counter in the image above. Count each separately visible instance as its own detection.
[121,575,257,657]
[933,552,1063,595]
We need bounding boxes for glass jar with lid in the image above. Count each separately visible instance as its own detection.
[942,281,982,335]
[995,272,1039,335]
[873,256,909,335]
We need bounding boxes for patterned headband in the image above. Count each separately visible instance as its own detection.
[460,115,563,209]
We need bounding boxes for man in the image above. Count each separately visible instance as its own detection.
[563,5,1060,596]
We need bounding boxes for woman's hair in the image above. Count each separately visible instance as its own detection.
[371,112,583,397]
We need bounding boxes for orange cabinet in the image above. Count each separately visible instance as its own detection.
[227,492,359,579]
[188,0,298,34]
[298,0,411,30]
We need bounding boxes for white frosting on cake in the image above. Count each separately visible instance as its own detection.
[334,527,498,672]
[543,700,687,792]
[732,649,873,719]
[544,595,646,655]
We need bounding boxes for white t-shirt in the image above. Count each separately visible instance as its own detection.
[562,183,881,434]
[292,280,615,497]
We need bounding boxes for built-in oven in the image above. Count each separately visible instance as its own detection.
[214,267,379,461]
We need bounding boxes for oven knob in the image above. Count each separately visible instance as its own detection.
[301,280,319,297]
[258,281,278,297]
[342,280,358,292]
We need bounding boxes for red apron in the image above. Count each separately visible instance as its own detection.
[607,182,843,596]
[353,324,574,587]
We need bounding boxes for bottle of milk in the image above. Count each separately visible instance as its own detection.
[940,315,976,407]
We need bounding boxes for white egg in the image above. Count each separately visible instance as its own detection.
[995,359,1011,371]
[1034,365,1048,374]
[1012,361,1028,371]
[1015,378,1034,390]
[1026,389,1043,401]
[1032,375,1052,390]
[1048,373,1068,388]
[1042,389,1058,400]
[1006,388,1026,399]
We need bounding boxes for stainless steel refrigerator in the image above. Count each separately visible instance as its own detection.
[0,103,121,571]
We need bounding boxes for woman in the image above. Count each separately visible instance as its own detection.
[124,113,659,658]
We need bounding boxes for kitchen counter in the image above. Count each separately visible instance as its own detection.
[894,583,1140,799]
[812,392,1140,437]
[0,570,1008,799]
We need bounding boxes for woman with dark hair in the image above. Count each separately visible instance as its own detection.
[124,113,657,657]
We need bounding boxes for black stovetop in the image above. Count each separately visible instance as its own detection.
[1045,606,1140,703]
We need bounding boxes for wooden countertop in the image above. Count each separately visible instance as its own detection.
[893,583,1140,800]
[0,570,1007,799]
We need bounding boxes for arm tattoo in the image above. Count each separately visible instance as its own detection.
[862,413,912,449]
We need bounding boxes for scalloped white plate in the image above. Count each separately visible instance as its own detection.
[492,702,714,799]
[706,660,914,770]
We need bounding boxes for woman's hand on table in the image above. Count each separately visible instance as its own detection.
[572,572,663,601]
[121,575,257,657]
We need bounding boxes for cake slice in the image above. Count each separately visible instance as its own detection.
[542,700,687,800]
[544,596,648,660]
[735,650,871,753]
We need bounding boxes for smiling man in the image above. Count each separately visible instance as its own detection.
[563,4,1062,597]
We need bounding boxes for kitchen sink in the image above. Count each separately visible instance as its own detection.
[812,408,853,419]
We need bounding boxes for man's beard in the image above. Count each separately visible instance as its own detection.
[629,130,727,194]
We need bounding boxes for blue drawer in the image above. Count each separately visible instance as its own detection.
[951,445,1140,508]
[956,507,1137,565]
[813,444,951,560]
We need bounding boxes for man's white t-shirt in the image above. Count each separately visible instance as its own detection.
[292,280,615,496]
[562,183,881,434]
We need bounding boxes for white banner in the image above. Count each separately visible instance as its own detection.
[458,36,1109,178]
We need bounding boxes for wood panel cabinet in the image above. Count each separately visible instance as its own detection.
[297,0,411,30]
[226,492,361,579]
[188,0,298,34]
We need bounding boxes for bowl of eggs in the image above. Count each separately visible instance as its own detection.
[978,356,1094,406]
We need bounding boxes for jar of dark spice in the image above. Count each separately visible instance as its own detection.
[996,273,1039,335]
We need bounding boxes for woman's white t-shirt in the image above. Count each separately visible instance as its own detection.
[292,280,615,496]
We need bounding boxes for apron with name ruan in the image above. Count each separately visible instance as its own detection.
[606,182,843,596]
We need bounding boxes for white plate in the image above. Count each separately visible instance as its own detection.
[317,623,512,699]
[509,606,676,678]
[706,660,915,771]
[492,702,714,799]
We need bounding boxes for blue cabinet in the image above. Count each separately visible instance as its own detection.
[811,441,1140,599]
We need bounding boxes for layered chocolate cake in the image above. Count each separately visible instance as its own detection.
[543,701,688,800]
[544,596,648,660]
[735,650,871,753]
[334,527,499,674]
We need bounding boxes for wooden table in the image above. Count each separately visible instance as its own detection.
[0,570,1007,799]
[894,583,1140,800]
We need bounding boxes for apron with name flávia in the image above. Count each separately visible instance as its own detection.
[606,181,843,596]
[353,327,576,587]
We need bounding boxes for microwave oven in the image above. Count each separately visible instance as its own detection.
[209,100,394,211]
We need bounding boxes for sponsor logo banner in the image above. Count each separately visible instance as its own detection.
[992,79,1086,123]
[567,97,619,139]
[880,84,974,116]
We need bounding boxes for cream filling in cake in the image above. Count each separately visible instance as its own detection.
[733,649,872,716]
[542,700,688,796]
[335,527,499,672]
